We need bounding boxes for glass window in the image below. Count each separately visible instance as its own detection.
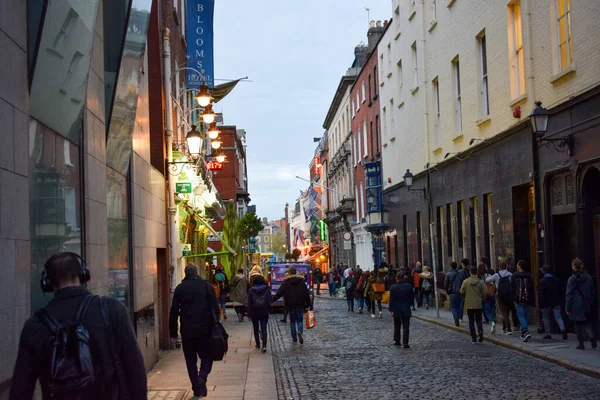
[433,78,441,145]
[453,58,462,132]
[556,0,572,70]
[29,120,83,313]
[411,42,418,87]
[107,167,130,310]
[479,33,490,116]
[509,2,525,97]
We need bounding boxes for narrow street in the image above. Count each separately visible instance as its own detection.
[268,298,600,400]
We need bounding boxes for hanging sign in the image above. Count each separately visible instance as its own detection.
[176,182,192,193]
[182,244,192,257]
[207,161,223,171]
[187,0,215,88]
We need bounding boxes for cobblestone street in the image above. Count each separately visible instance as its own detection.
[269,298,600,400]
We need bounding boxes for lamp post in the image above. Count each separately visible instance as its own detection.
[402,169,427,198]
[529,101,574,156]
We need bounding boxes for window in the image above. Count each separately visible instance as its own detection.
[402,215,409,267]
[360,182,365,219]
[351,99,355,118]
[479,33,490,116]
[446,204,453,260]
[397,60,403,90]
[436,206,444,270]
[433,78,441,145]
[355,185,360,220]
[432,0,437,21]
[363,120,368,157]
[457,200,465,256]
[375,115,380,153]
[369,121,374,156]
[483,193,494,268]
[265,236,270,243]
[373,66,378,95]
[368,74,372,101]
[453,58,462,132]
[353,134,357,166]
[509,1,525,97]
[180,0,186,40]
[411,42,418,87]
[556,0,573,70]
[356,92,360,111]
[380,54,385,83]
[417,211,423,263]
[362,81,366,103]
[357,127,362,161]
[469,197,479,263]
[382,107,387,140]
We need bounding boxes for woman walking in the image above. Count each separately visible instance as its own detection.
[419,266,434,310]
[363,271,373,315]
[354,270,366,314]
[248,266,271,353]
[229,268,249,322]
[479,264,497,332]
[365,269,385,318]
[566,258,597,350]
[344,270,355,312]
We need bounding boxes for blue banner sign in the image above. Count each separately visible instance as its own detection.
[187,0,214,88]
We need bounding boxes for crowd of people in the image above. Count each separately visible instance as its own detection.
[319,257,597,350]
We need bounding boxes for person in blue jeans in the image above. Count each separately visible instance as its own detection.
[512,260,535,342]
[248,266,271,353]
[444,262,464,326]
[272,267,312,344]
[344,271,355,312]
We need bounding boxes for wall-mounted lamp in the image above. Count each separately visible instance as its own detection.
[403,169,427,199]
[529,101,574,156]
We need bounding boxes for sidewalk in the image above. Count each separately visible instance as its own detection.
[147,318,277,400]
[411,305,600,378]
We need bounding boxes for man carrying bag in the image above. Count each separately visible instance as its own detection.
[170,264,223,398]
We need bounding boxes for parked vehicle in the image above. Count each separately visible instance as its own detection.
[268,263,313,309]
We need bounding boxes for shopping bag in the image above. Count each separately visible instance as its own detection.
[372,283,386,293]
[305,310,317,329]
[382,291,390,304]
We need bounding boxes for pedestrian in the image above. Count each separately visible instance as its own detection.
[456,259,471,322]
[313,267,323,296]
[248,268,271,353]
[389,272,414,348]
[460,265,486,344]
[365,270,385,318]
[512,259,535,342]
[344,270,355,312]
[170,263,219,398]
[384,265,396,291]
[444,261,463,326]
[229,268,249,322]
[280,270,290,323]
[272,267,311,345]
[326,267,338,297]
[213,265,230,320]
[538,264,568,340]
[486,262,519,334]
[354,269,366,314]
[566,258,597,350]
[420,266,434,310]
[343,264,352,279]
[9,252,147,400]
[479,263,497,333]
[413,262,423,308]
[363,271,374,314]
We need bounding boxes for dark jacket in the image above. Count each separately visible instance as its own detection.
[444,269,461,295]
[169,275,219,340]
[538,274,562,309]
[248,283,272,318]
[566,271,596,322]
[9,286,147,400]
[389,282,414,318]
[511,271,535,305]
[272,274,311,310]
[249,274,268,288]
[353,274,365,299]
[313,268,324,283]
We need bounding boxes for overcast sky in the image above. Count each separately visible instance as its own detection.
[213,0,392,221]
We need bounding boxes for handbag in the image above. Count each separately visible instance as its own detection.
[372,283,386,293]
[382,291,390,304]
[305,310,317,329]
[205,282,229,361]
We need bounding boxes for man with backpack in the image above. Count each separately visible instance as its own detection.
[445,262,463,326]
[512,260,535,342]
[170,263,220,398]
[9,252,147,400]
[248,266,272,353]
[486,262,519,334]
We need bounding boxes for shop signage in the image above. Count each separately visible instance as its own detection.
[186,0,215,88]
[176,182,192,193]
[182,244,192,256]
[207,161,223,171]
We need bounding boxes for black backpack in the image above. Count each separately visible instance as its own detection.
[36,294,98,399]
[497,273,511,298]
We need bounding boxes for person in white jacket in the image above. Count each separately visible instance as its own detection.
[485,263,519,334]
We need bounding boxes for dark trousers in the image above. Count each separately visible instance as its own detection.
[575,319,596,343]
[467,309,484,341]
[282,307,289,321]
[374,299,382,312]
[498,296,519,330]
[414,287,423,307]
[234,305,246,317]
[182,337,214,396]
[315,282,321,295]
[346,293,354,311]
[328,282,337,296]
[365,298,373,313]
[251,316,269,348]
[393,316,410,345]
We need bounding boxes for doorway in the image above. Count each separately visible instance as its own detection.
[512,184,535,269]
[581,167,600,318]
[156,248,170,350]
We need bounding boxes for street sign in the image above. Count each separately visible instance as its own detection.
[176,182,192,193]
[207,161,223,171]
[182,244,192,257]
[343,232,352,241]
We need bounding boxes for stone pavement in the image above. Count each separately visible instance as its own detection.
[147,317,277,400]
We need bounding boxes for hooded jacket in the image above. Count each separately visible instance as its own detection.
[538,274,562,309]
[566,271,596,321]
[272,274,311,310]
[511,271,535,305]
[365,275,384,301]
[170,275,219,339]
[460,275,486,310]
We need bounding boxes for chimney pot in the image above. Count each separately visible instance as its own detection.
[377,20,382,27]
[370,20,375,28]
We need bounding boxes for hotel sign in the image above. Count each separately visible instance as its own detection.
[186,0,215,88]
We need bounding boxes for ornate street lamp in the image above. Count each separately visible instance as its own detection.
[201,104,216,124]
[207,123,220,140]
[214,150,226,163]
[185,125,203,159]
[403,169,427,198]
[210,140,222,150]
[529,100,574,156]
[195,84,213,107]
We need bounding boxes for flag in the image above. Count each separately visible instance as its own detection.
[212,79,243,103]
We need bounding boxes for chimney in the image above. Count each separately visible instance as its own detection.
[367,20,386,52]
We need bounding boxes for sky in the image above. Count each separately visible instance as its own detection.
[213,0,392,221]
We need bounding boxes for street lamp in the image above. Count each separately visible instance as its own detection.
[403,169,427,198]
[366,189,375,212]
[214,150,226,163]
[185,125,203,158]
[195,84,213,107]
[207,123,220,140]
[201,104,216,124]
[529,100,574,156]
[210,140,222,149]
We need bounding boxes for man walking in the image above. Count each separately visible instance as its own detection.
[566,258,597,350]
[170,264,219,398]
[461,265,486,343]
[444,262,463,326]
[486,262,519,334]
[412,262,423,308]
[10,252,147,400]
[313,267,323,296]
[326,268,338,297]
[512,260,535,342]
[389,272,414,348]
[273,267,311,344]
[539,264,568,340]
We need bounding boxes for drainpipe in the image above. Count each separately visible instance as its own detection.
[163,28,179,291]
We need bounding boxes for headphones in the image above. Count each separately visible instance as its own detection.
[40,252,91,293]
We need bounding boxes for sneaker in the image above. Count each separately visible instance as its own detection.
[459,319,463,324]
[514,326,521,332]
[237,314,243,322]
[347,305,350,312]
[255,344,260,349]
[197,377,208,397]
[261,348,267,353]
[479,333,484,343]
[298,332,304,345]
[576,343,585,350]
[522,332,532,342]
[491,322,496,335]
[292,341,298,345]
[562,330,568,340]
[403,344,410,349]
[505,328,512,335]
[471,340,477,345]
[393,341,401,346]
[379,312,383,319]
[371,314,376,318]
[454,319,460,327]
[542,335,552,339]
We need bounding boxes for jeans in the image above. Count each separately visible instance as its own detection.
[315,282,321,295]
[483,298,496,323]
[182,336,214,396]
[450,294,463,323]
[218,293,227,316]
[251,316,269,348]
[328,282,337,297]
[467,309,483,341]
[542,306,565,334]
[515,303,530,333]
[498,296,520,330]
[423,292,430,307]
[289,309,304,342]
[356,296,365,310]
[346,294,354,311]
[393,316,410,345]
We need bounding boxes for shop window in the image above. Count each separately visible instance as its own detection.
[551,173,576,214]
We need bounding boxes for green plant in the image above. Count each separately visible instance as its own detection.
[237,212,264,240]
[292,248,302,261]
